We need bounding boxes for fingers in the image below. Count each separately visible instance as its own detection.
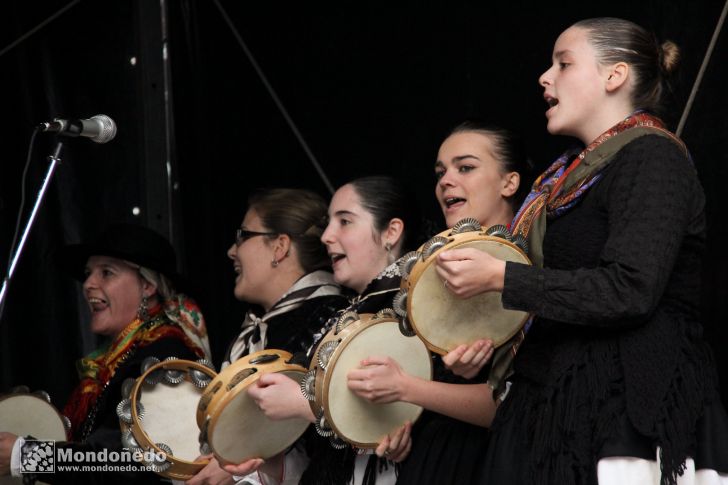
[375,434,390,458]
[442,344,468,367]
[359,355,390,367]
[376,422,412,462]
[443,340,494,378]
[221,458,264,476]
[437,248,478,261]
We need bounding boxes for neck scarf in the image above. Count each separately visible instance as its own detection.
[63,295,207,437]
[225,270,340,365]
[511,112,686,267]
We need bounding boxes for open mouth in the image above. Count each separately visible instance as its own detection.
[445,197,466,208]
[330,253,346,265]
[545,95,559,110]
[88,296,108,312]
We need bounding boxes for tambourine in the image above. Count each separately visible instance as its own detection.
[302,310,432,449]
[116,357,216,480]
[393,218,532,355]
[0,388,70,485]
[196,349,310,465]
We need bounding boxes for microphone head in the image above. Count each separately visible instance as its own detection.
[89,114,117,143]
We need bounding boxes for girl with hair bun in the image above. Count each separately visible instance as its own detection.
[437,17,728,485]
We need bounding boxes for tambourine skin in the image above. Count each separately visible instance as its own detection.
[309,313,432,448]
[125,359,216,480]
[402,229,532,355]
[0,393,69,441]
[196,349,310,466]
[0,393,69,485]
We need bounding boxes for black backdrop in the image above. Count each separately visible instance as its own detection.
[1,0,726,412]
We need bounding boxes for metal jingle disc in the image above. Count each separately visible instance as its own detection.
[421,236,449,260]
[375,308,397,319]
[121,428,141,453]
[511,233,529,255]
[144,369,164,386]
[198,417,210,448]
[61,415,72,432]
[196,358,215,370]
[141,356,161,374]
[121,378,137,399]
[397,251,420,279]
[162,357,185,384]
[451,217,482,234]
[329,434,348,450]
[146,443,172,473]
[300,369,317,401]
[163,369,185,385]
[10,385,30,394]
[116,398,145,424]
[398,317,417,338]
[32,390,52,404]
[392,289,408,318]
[484,224,512,240]
[314,409,334,437]
[335,310,359,334]
[199,440,211,456]
[116,398,132,424]
[317,341,339,371]
[190,368,212,388]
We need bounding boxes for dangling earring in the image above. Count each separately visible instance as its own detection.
[137,295,149,321]
[385,242,394,265]
[271,259,279,268]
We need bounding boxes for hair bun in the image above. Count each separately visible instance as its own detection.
[659,40,680,74]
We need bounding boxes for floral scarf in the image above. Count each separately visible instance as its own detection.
[63,295,208,437]
[511,112,686,267]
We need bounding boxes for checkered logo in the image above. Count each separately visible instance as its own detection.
[20,440,55,473]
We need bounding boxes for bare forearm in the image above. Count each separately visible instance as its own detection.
[401,378,495,427]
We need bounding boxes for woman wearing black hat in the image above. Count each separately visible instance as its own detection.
[0,223,211,484]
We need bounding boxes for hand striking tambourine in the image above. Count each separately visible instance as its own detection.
[195,349,310,466]
[0,388,70,485]
[393,218,531,355]
[302,310,432,449]
[116,357,216,480]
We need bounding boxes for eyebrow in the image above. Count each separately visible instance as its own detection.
[554,50,572,59]
[332,209,357,217]
[434,154,481,169]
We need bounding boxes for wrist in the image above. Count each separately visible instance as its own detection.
[492,260,506,292]
[399,372,423,404]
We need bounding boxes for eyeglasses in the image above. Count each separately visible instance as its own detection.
[235,228,277,246]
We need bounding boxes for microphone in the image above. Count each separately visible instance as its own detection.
[39,114,117,144]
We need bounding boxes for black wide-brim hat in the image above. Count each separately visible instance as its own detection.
[56,223,182,286]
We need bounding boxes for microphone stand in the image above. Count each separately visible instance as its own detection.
[0,141,64,320]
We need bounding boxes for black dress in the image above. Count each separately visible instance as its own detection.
[481,135,728,484]
[395,356,490,485]
[300,262,404,485]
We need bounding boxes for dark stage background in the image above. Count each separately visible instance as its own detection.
[1,1,726,412]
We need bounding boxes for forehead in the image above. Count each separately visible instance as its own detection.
[438,131,499,162]
[242,207,263,227]
[553,26,594,57]
[329,184,369,217]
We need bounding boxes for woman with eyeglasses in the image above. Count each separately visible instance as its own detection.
[187,188,347,485]
[221,175,421,485]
